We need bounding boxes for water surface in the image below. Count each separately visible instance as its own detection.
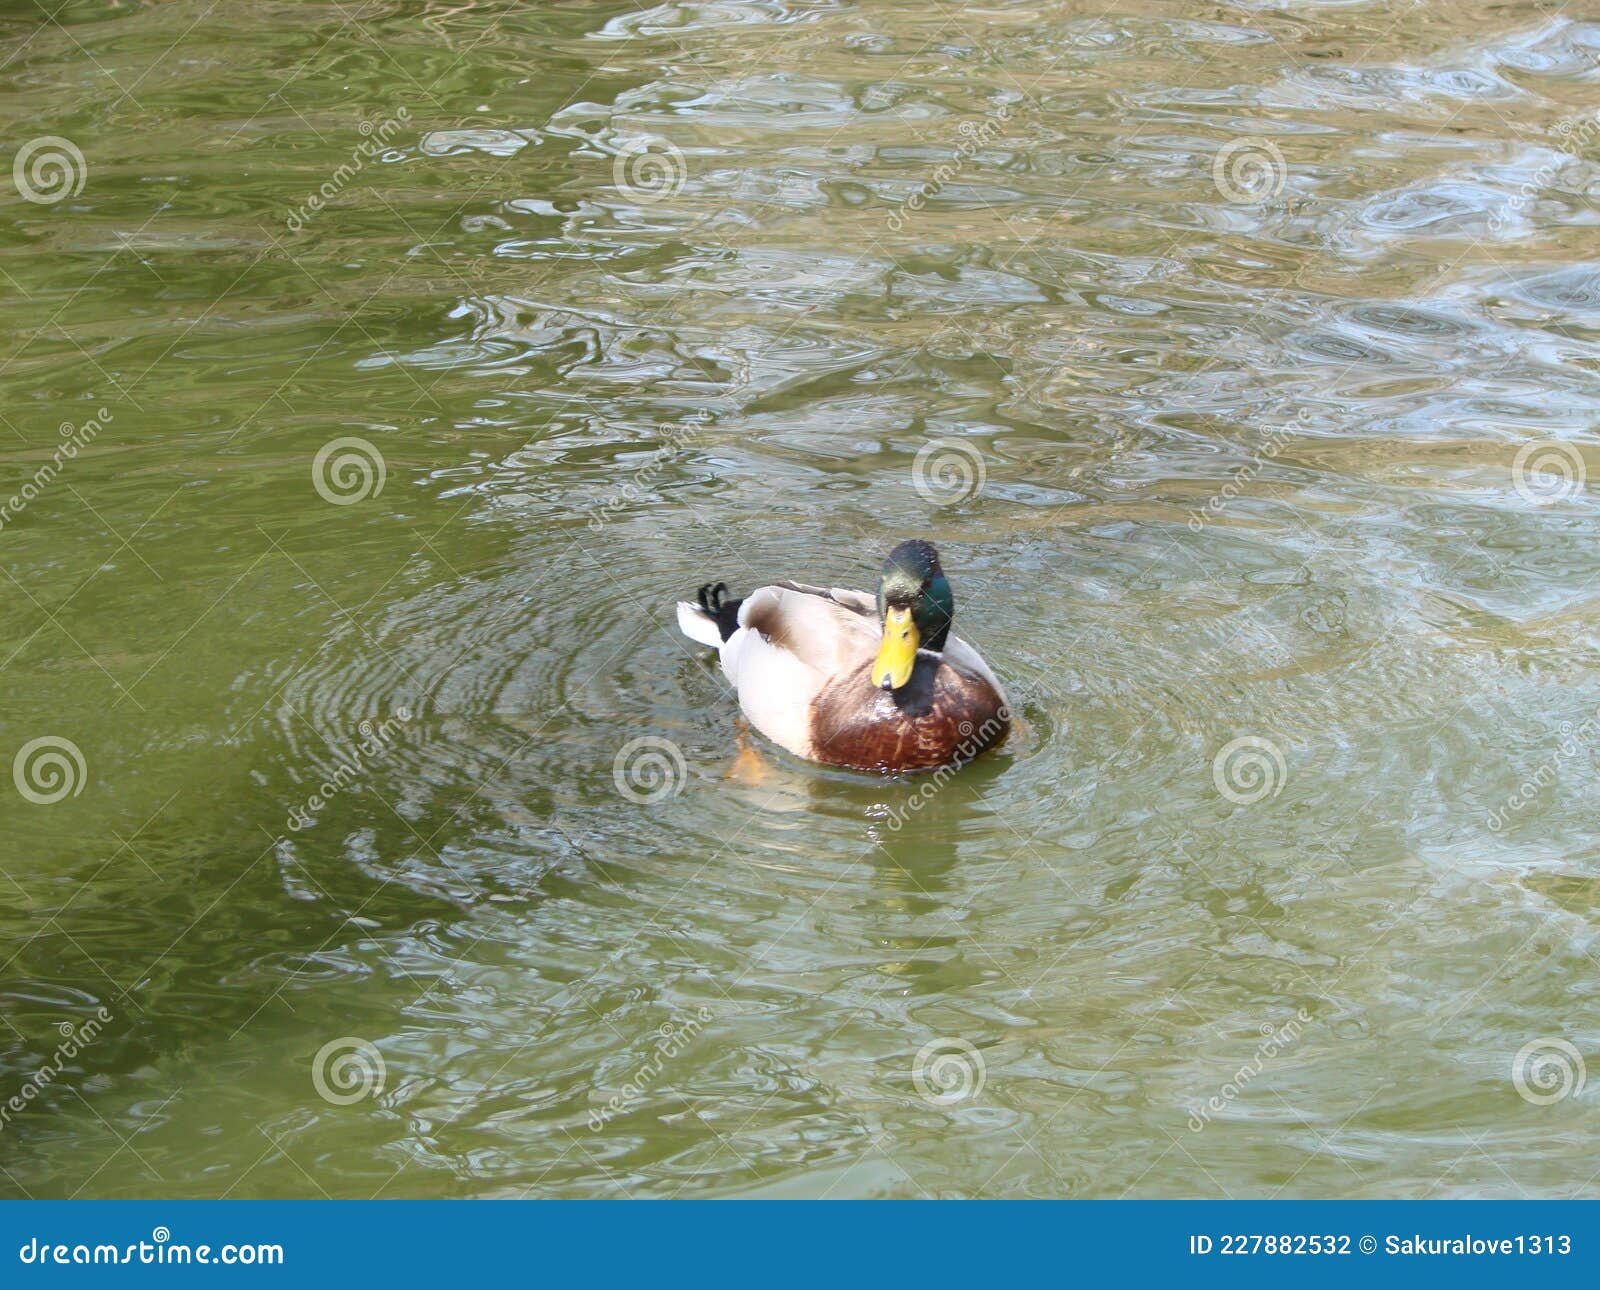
[2,0,1599,1198]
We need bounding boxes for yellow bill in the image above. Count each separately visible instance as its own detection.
[871,605,919,690]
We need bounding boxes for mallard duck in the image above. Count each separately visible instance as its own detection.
[675,539,1010,773]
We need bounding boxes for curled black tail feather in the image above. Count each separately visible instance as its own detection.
[696,582,743,642]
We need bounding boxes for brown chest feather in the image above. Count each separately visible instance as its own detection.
[810,659,1009,772]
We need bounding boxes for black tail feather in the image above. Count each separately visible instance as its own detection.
[696,581,743,642]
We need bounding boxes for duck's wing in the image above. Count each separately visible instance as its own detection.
[943,633,1010,709]
[716,583,877,760]
[772,580,876,620]
[738,584,877,672]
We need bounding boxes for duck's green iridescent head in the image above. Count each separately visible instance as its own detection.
[871,539,954,691]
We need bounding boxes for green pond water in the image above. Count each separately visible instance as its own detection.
[2,0,1599,1199]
